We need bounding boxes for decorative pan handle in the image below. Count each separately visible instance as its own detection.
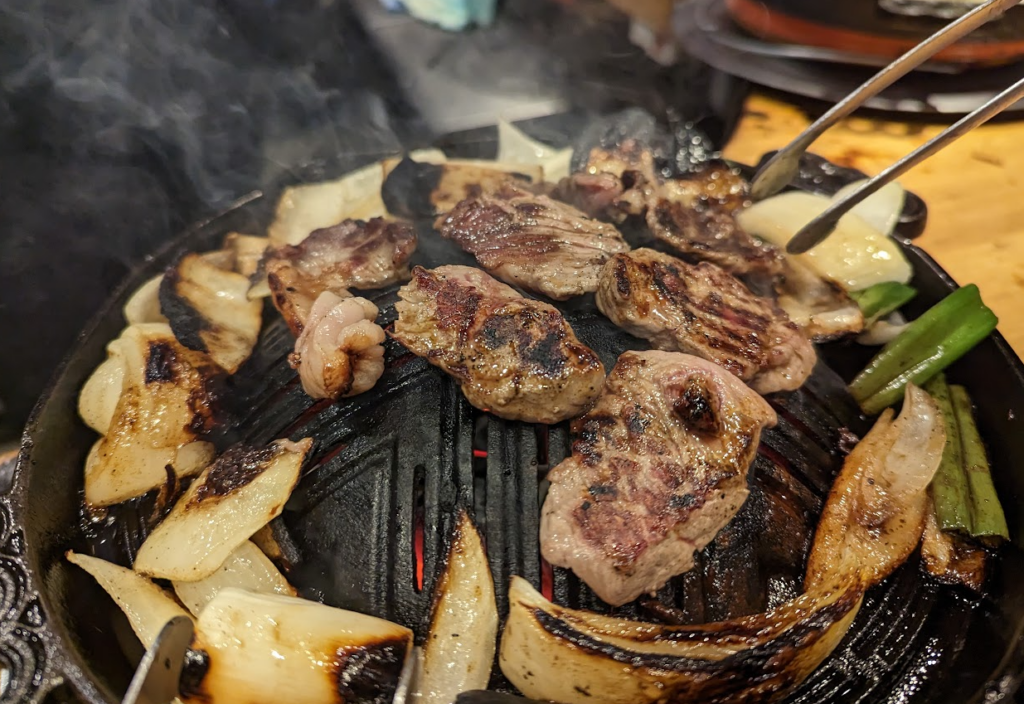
[0,449,62,704]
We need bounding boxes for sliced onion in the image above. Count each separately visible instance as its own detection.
[415,509,497,704]
[78,338,128,435]
[124,275,167,325]
[67,551,192,648]
[737,191,912,291]
[833,179,905,238]
[133,438,312,581]
[497,120,573,182]
[186,588,412,704]
[161,253,263,374]
[267,162,387,246]
[83,324,222,508]
[173,540,295,616]
[222,233,269,278]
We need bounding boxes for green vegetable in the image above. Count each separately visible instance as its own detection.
[850,282,917,326]
[850,285,998,415]
[951,385,1009,542]
[925,375,971,533]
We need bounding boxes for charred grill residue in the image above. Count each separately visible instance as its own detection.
[189,443,278,506]
[178,648,211,701]
[159,259,211,354]
[674,377,720,436]
[332,638,408,704]
[380,157,444,219]
[145,341,179,384]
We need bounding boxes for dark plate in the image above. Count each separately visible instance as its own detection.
[2,124,1024,704]
[676,0,1024,114]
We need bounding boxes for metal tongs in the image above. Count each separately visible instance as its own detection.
[749,0,1024,254]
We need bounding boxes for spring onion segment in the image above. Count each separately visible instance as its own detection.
[925,375,971,533]
[951,385,1009,541]
[415,509,498,704]
[850,285,998,415]
[850,282,917,327]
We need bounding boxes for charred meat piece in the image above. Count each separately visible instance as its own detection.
[647,162,783,277]
[540,351,777,606]
[436,184,629,300]
[265,217,416,334]
[289,291,386,400]
[382,157,539,219]
[775,258,864,342]
[392,265,605,423]
[596,249,816,394]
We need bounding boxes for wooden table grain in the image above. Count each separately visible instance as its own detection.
[723,93,1024,358]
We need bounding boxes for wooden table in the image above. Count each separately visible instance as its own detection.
[723,93,1024,357]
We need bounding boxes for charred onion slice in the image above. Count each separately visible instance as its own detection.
[183,588,412,704]
[133,438,312,581]
[82,323,221,508]
[805,384,946,590]
[160,252,263,374]
[67,551,192,648]
[173,540,296,616]
[416,509,498,704]
[499,576,861,704]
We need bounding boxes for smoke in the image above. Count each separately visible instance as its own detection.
[0,0,418,209]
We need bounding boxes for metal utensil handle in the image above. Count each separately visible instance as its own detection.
[788,74,1024,254]
[751,0,1019,199]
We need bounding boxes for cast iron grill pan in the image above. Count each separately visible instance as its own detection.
[6,130,1024,704]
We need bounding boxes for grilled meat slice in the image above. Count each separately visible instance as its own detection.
[435,184,629,300]
[392,265,605,423]
[289,291,386,400]
[776,258,865,342]
[266,218,416,334]
[541,351,777,606]
[596,249,816,394]
[647,163,782,276]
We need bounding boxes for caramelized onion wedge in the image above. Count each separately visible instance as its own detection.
[124,274,168,325]
[805,383,946,590]
[183,588,412,704]
[416,510,498,704]
[172,540,296,616]
[67,551,192,648]
[83,323,221,508]
[134,438,312,581]
[161,253,263,374]
[499,576,861,704]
